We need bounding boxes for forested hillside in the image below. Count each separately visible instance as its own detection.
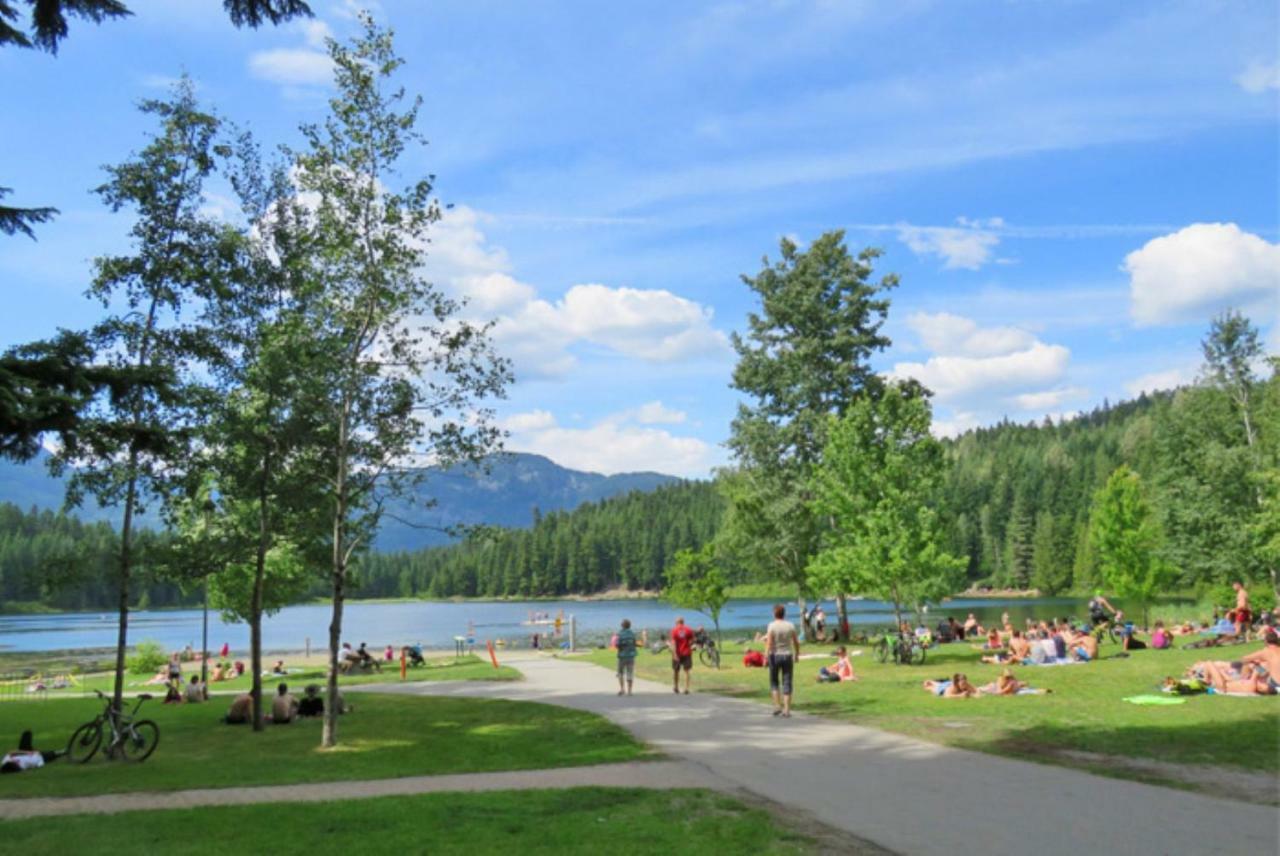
[352,480,724,598]
[2,365,1274,607]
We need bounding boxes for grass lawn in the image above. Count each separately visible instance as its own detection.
[586,637,1280,775]
[0,694,647,798]
[9,653,519,697]
[0,788,819,855]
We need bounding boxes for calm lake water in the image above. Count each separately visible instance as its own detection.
[0,595,1155,655]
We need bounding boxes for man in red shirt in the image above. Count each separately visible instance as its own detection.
[670,616,696,694]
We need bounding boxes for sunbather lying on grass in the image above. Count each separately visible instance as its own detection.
[921,673,979,698]
[1187,660,1276,695]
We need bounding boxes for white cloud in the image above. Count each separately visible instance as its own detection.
[248,48,333,86]
[503,409,714,477]
[906,312,1036,357]
[631,401,687,425]
[893,312,1072,408]
[1124,366,1196,397]
[896,218,1003,270]
[1237,61,1280,93]
[931,411,981,439]
[501,409,557,432]
[1124,223,1280,326]
[423,206,730,379]
[1011,386,1088,411]
[892,342,1070,402]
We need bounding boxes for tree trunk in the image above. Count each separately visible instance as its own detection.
[836,592,849,641]
[796,589,810,642]
[323,412,349,749]
[111,459,139,728]
[250,547,266,732]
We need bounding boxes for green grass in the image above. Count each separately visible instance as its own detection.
[587,637,1280,774]
[0,694,647,799]
[0,789,817,855]
[8,653,519,697]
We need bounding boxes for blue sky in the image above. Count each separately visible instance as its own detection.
[2,0,1277,477]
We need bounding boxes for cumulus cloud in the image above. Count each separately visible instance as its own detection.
[891,312,1072,411]
[422,207,730,379]
[631,401,687,424]
[1011,387,1088,411]
[896,217,1003,270]
[1237,61,1280,94]
[247,18,334,87]
[906,312,1036,357]
[502,408,713,477]
[1124,223,1280,326]
[1124,367,1196,397]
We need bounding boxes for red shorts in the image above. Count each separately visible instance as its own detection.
[1235,608,1252,625]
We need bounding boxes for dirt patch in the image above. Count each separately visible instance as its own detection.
[997,739,1278,805]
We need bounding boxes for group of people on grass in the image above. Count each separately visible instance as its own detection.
[224,683,341,724]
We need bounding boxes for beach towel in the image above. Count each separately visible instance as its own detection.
[1025,657,1086,667]
[1124,695,1186,705]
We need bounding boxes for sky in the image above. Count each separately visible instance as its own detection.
[2,0,1277,478]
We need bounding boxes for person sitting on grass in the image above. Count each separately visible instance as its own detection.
[964,613,982,638]
[225,692,253,724]
[1150,621,1171,650]
[975,628,1003,652]
[163,680,183,704]
[271,660,287,675]
[271,683,299,724]
[210,662,228,682]
[1239,629,1280,692]
[816,646,858,683]
[297,684,324,718]
[1120,623,1147,651]
[1067,629,1097,662]
[184,674,204,703]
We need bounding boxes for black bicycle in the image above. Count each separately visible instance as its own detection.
[873,631,927,666]
[1091,613,1125,646]
[67,690,160,763]
[694,630,721,669]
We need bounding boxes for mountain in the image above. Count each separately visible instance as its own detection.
[0,450,681,551]
[375,453,680,550]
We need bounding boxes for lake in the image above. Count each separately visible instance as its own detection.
[0,595,1157,655]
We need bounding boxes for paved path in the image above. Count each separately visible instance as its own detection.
[0,760,717,820]
[357,653,1279,856]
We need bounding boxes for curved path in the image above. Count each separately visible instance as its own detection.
[357,653,1279,856]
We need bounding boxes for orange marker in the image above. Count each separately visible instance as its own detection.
[486,639,500,669]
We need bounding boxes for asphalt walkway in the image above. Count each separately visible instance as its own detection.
[357,653,1280,856]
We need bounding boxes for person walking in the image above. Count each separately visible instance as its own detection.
[766,603,800,717]
[616,619,638,695]
[670,616,696,694]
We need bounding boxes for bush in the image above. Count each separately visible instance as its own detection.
[126,639,168,675]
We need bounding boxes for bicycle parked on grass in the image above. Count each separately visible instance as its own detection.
[66,689,160,763]
[694,628,721,669]
[872,631,927,666]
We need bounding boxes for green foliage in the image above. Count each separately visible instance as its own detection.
[722,231,897,622]
[664,543,729,646]
[808,384,965,625]
[125,638,167,675]
[1090,466,1175,624]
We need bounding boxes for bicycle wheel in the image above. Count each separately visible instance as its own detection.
[119,720,159,762]
[66,720,102,764]
[699,647,713,668]
[708,647,721,669]
[873,639,889,663]
[910,643,927,666]
[1107,624,1123,645]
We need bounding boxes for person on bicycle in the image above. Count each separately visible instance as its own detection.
[1088,591,1119,629]
[766,603,801,717]
[670,617,696,694]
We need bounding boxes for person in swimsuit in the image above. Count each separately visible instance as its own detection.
[670,617,696,694]
[1231,582,1252,640]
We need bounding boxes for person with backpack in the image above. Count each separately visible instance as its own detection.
[615,619,638,696]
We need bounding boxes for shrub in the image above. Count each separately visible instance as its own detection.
[127,639,168,675]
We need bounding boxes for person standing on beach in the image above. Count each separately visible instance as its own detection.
[766,604,800,717]
[671,617,696,694]
[616,619,638,695]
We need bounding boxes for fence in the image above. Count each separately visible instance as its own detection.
[0,670,87,702]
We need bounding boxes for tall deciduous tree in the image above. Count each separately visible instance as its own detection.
[723,231,896,639]
[56,79,233,719]
[194,139,331,730]
[293,17,509,748]
[1090,465,1173,627]
[808,383,965,630]
[664,543,728,656]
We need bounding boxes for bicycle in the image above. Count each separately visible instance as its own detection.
[872,632,927,666]
[694,630,721,669]
[1091,613,1125,646]
[67,689,160,763]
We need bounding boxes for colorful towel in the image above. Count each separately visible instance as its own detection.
[1124,695,1186,705]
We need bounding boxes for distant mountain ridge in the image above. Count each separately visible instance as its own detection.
[0,450,681,551]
